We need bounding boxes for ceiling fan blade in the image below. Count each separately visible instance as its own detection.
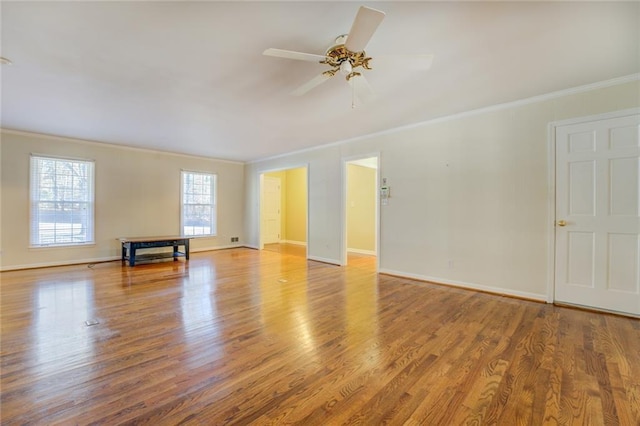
[263,48,326,63]
[348,74,376,104]
[344,6,385,53]
[373,54,435,71]
[291,73,333,96]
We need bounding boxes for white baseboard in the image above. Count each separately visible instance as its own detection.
[347,248,376,256]
[282,240,307,246]
[0,245,246,271]
[307,256,341,266]
[1,256,121,272]
[378,268,547,302]
[191,244,243,252]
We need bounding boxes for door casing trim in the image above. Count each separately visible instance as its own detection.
[546,107,640,303]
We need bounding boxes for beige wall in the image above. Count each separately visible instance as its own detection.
[285,167,307,243]
[347,164,375,253]
[0,131,245,270]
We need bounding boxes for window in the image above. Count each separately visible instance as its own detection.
[181,171,216,236]
[30,156,95,246]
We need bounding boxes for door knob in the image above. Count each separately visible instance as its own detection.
[557,220,567,227]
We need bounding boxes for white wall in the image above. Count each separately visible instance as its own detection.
[0,131,245,270]
[246,148,342,264]
[245,78,640,299]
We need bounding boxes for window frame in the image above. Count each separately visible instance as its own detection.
[180,170,217,237]
[29,154,95,247]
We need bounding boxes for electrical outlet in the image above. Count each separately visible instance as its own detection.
[231,237,239,243]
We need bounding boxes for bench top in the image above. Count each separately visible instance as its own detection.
[118,236,191,243]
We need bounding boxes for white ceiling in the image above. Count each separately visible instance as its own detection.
[1,1,638,162]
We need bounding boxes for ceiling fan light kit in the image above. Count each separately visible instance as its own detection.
[263,6,434,107]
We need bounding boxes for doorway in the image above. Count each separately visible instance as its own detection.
[553,110,639,315]
[260,167,308,257]
[343,155,379,266]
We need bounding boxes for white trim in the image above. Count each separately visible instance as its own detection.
[191,244,243,252]
[256,163,309,175]
[548,107,640,128]
[342,153,380,269]
[4,74,636,166]
[0,256,121,272]
[181,170,218,237]
[554,302,640,319]
[29,242,96,250]
[347,248,376,256]
[257,164,310,258]
[545,107,640,304]
[30,152,96,163]
[305,165,310,260]
[379,268,547,302]
[1,128,244,165]
[259,173,265,250]
[281,240,307,246]
[250,74,640,164]
[307,256,341,266]
[29,155,96,247]
[545,122,557,304]
[1,244,244,271]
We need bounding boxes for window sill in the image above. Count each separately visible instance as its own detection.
[29,242,96,250]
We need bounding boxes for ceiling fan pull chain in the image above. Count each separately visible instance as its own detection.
[352,78,356,109]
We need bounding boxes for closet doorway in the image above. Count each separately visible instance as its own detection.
[260,166,308,258]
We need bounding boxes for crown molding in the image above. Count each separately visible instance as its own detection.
[250,73,640,164]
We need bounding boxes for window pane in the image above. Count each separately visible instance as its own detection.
[31,156,94,246]
[181,171,216,236]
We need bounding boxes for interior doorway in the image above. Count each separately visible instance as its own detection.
[343,155,379,266]
[260,166,308,258]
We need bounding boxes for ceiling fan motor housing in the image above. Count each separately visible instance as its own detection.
[323,37,373,74]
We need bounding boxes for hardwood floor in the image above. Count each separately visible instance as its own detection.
[1,246,639,425]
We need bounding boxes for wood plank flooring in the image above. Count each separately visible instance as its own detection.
[1,246,639,425]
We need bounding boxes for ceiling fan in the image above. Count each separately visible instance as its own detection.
[263,6,434,106]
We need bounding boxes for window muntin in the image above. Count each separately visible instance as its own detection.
[30,156,95,246]
[181,171,217,236]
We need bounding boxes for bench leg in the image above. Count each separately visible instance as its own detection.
[129,246,136,267]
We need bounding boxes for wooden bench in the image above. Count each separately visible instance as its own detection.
[119,236,191,266]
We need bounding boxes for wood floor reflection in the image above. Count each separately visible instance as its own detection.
[1,248,639,424]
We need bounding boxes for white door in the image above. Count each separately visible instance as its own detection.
[555,112,640,315]
[263,176,281,244]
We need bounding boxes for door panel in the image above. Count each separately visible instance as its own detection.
[568,161,595,215]
[566,232,595,287]
[609,157,638,216]
[607,233,638,292]
[555,113,640,315]
[263,176,281,244]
